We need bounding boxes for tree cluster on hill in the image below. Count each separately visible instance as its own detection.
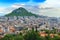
[5,7,38,17]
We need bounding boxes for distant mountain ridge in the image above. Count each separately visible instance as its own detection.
[5,7,38,17]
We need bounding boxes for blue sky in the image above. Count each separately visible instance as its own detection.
[0,0,45,3]
[0,0,46,8]
[0,0,45,5]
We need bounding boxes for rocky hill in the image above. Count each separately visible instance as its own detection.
[5,7,38,17]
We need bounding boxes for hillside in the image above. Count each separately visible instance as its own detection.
[5,7,38,17]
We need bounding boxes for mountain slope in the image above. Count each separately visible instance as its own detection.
[5,7,38,17]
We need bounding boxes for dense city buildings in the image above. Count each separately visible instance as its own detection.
[0,16,59,35]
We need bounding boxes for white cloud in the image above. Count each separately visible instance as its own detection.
[38,0,60,17]
[0,7,5,13]
[0,7,13,14]
[40,0,60,8]
[0,7,11,16]
[11,3,25,8]
[39,8,60,17]
[0,4,25,14]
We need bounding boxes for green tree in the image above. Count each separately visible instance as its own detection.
[24,30,41,40]
[2,34,15,40]
[14,36,24,40]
